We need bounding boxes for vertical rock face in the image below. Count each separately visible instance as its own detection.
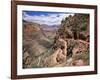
[57,14,89,41]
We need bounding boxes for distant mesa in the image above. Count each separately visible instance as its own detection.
[23,20,41,33]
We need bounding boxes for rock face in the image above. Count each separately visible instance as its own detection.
[23,21,53,68]
[23,13,90,68]
[41,38,67,67]
[53,14,90,66]
[57,14,89,41]
[41,48,66,67]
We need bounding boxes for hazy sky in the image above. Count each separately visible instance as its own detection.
[23,11,74,26]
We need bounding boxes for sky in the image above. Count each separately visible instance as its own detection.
[23,11,74,26]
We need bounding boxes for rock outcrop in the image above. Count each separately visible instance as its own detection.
[57,14,89,41]
[53,14,90,66]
